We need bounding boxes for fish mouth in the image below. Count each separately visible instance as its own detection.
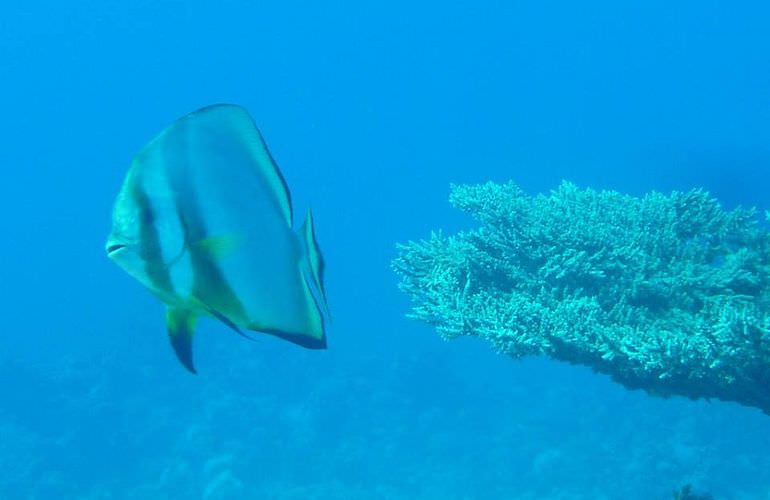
[106,243,127,255]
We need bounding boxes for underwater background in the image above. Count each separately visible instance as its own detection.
[2,1,770,498]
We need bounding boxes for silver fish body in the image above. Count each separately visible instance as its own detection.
[107,104,328,373]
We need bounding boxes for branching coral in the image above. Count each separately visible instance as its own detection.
[393,181,770,414]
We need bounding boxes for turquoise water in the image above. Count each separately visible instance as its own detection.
[2,1,770,498]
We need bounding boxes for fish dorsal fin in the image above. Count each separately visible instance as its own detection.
[183,104,294,226]
[298,208,330,318]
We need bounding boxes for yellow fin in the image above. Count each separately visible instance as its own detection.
[194,233,241,260]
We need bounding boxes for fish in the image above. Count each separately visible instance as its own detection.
[106,104,329,373]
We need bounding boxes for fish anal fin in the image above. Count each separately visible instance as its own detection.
[193,297,258,342]
[249,323,327,350]
[166,307,198,374]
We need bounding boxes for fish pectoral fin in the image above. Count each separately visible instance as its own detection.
[193,233,241,261]
[166,307,198,374]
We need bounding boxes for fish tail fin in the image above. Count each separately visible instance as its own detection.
[166,307,198,374]
[298,208,330,319]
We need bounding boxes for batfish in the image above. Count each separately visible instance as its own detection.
[106,104,329,373]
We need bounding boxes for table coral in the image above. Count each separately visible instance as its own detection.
[393,181,770,414]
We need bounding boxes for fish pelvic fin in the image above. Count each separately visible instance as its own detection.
[166,307,198,374]
[298,208,330,319]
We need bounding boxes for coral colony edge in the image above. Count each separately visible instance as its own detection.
[394,181,770,414]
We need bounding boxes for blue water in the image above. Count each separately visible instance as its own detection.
[2,1,770,498]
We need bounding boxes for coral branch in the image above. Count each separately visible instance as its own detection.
[394,181,770,414]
